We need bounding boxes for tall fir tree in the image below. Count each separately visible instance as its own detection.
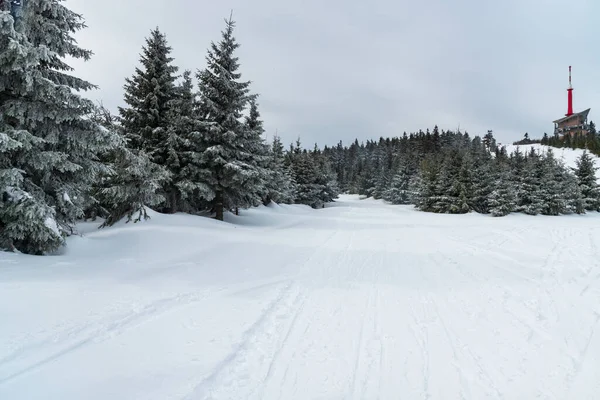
[118,27,180,212]
[163,70,213,213]
[195,15,258,220]
[119,27,179,156]
[1,0,119,254]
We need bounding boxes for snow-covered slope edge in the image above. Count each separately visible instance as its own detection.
[501,143,600,177]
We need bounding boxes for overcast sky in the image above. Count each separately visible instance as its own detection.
[65,0,599,148]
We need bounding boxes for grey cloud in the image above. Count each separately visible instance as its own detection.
[65,0,600,148]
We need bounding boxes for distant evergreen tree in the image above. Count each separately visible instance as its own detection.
[414,157,441,212]
[0,0,119,254]
[290,150,323,208]
[483,130,497,152]
[372,167,391,200]
[431,151,469,214]
[539,150,567,216]
[312,150,340,205]
[383,161,413,204]
[469,161,494,214]
[523,163,545,215]
[573,151,600,211]
[488,167,517,217]
[562,170,585,215]
[263,135,296,205]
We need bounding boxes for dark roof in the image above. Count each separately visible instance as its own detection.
[553,108,591,124]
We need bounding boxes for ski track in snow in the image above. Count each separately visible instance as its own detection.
[2,195,600,399]
[0,291,209,385]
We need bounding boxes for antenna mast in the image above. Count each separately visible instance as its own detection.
[566,66,574,116]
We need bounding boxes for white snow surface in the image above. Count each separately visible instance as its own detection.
[1,195,600,399]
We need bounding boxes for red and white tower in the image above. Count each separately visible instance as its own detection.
[553,66,591,137]
[566,66,574,116]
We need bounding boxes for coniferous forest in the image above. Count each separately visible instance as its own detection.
[1,1,600,255]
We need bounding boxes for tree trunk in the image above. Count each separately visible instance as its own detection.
[235,207,239,216]
[169,190,178,214]
[215,190,224,221]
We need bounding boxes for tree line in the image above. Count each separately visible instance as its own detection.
[0,2,337,255]
[321,128,600,216]
[540,121,600,155]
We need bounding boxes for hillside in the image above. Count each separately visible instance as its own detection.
[501,143,600,181]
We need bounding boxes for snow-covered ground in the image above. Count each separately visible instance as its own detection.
[501,143,600,181]
[1,195,600,399]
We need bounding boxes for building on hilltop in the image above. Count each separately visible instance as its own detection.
[553,109,591,137]
[553,66,591,137]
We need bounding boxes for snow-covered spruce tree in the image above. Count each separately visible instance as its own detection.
[119,27,178,154]
[263,134,296,205]
[312,149,340,205]
[538,150,570,216]
[383,161,413,205]
[455,154,475,212]
[87,104,172,227]
[372,166,392,200]
[469,160,494,214]
[196,16,263,220]
[97,146,171,227]
[294,158,323,208]
[516,150,544,215]
[288,145,324,209]
[432,151,469,214]
[0,2,54,253]
[561,168,585,215]
[488,165,517,217]
[0,0,120,254]
[483,130,497,153]
[414,156,441,212]
[231,97,271,211]
[573,151,600,211]
[162,70,213,213]
[118,27,179,212]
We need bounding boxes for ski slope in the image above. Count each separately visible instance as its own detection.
[1,195,600,399]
